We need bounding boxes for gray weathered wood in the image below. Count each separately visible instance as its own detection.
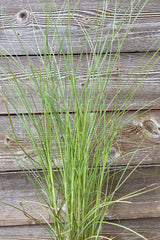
[1,217,160,239]
[0,0,160,237]
[0,171,49,226]
[1,110,160,171]
[0,224,50,240]
[101,217,160,240]
[0,0,160,55]
[0,166,160,226]
[0,52,160,114]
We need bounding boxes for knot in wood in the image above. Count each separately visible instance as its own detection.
[142,120,159,135]
[16,10,30,24]
[109,146,120,160]
[4,136,10,146]
[110,147,117,158]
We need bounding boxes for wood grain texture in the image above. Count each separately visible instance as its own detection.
[108,166,160,220]
[1,110,160,171]
[1,218,160,240]
[0,52,160,114]
[0,0,160,236]
[0,166,160,226]
[101,218,160,240]
[0,171,49,226]
[0,224,50,240]
[0,0,160,55]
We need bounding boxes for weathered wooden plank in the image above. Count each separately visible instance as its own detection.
[0,52,160,114]
[1,110,160,171]
[0,0,160,55]
[108,166,160,220]
[0,224,50,240]
[0,171,49,226]
[1,217,160,240]
[101,218,160,240]
[0,166,160,226]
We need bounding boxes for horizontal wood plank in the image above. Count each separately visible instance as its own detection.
[0,224,50,240]
[1,110,160,171]
[1,52,160,114]
[0,171,49,226]
[1,217,160,240]
[0,166,160,226]
[101,217,160,240]
[108,166,160,220]
[0,0,160,55]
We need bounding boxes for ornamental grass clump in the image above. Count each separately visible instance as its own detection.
[0,0,160,239]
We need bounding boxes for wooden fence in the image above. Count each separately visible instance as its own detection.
[0,0,160,239]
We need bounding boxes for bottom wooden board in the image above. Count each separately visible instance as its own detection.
[101,217,160,240]
[0,224,50,240]
[0,218,160,240]
[0,166,160,226]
